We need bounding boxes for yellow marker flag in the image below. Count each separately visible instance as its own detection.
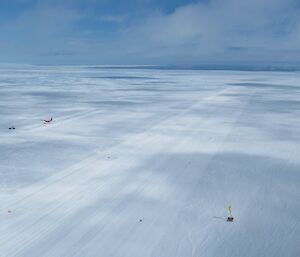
[228,205,232,217]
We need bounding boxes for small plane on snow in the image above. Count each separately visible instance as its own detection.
[42,117,53,124]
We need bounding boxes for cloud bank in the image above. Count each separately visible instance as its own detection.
[0,0,300,64]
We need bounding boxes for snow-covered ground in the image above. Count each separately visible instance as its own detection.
[0,66,299,257]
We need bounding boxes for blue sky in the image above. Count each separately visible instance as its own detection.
[0,0,300,64]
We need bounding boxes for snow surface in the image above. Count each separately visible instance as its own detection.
[0,66,299,257]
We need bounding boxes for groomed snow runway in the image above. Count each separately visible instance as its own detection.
[0,66,299,257]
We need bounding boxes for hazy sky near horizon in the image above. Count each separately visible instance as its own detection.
[0,0,300,64]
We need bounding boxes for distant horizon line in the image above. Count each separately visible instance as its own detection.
[1,62,300,72]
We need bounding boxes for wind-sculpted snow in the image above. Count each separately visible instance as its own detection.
[0,66,299,257]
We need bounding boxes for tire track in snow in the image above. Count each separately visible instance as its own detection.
[1,87,232,256]
[55,88,256,257]
[1,87,246,257]
[2,87,230,210]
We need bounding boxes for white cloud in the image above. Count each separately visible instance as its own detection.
[119,0,300,62]
[1,0,300,64]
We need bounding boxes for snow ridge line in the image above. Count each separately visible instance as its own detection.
[2,87,231,210]
[0,88,232,255]
[3,87,251,256]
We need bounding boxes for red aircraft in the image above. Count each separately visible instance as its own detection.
[42,117,53,124]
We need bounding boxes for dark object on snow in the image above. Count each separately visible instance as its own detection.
[227,217,234,222]
[43,117,53,123]
[139,219,143,222]
[9,126,15,130]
